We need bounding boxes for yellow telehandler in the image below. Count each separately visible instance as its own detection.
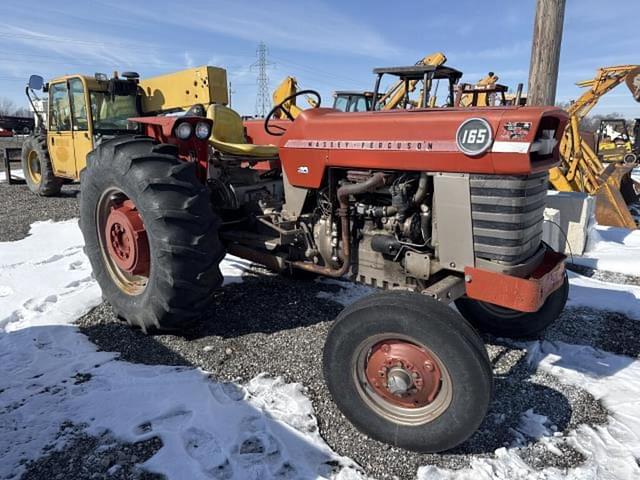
[21,66,229,195]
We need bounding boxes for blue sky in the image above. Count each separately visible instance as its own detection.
[0,0,638,118]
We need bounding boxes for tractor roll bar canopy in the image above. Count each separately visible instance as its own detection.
[371,64,463,110]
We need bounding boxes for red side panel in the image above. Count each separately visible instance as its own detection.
[244,119,288,146]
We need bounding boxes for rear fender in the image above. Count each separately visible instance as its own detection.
[128,116,211,180]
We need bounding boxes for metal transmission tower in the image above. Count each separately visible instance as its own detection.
[251,42,272,117]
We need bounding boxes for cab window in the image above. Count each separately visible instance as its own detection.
[90,91,139,133]
[351,96,368,112]
[333,96,348,112]
[49,82,71,131]
[69,78,89,131]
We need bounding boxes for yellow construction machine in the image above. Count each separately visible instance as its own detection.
[595,117,639,164]
[21,66,276,195]
[270,76,319,119]
[549,65,640,229]
[272,52,449,116]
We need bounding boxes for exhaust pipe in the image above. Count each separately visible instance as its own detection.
[290,171,387,277]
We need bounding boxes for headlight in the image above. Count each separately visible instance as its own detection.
[175,122,193,140]
[456,118,493,156]
[194,121,211,140]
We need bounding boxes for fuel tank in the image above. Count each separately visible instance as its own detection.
[277,106,568,189]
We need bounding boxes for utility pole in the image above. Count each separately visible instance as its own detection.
[527,0,566,106]
[228,81,236,107]
[251,42,272,117]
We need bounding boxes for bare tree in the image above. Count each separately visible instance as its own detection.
[13,107,31,117]
[0,97,16,116]
[0,97,32,117]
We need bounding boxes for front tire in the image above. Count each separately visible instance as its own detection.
[455,272,569,338]
[80,135,225,331]
[323,291,493,453]
[21,135,62,196]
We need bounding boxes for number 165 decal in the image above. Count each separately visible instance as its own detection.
[456,118,493,156]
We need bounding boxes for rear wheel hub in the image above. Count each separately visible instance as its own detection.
[105,200,150,276]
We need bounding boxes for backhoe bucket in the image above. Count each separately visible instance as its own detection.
[594,163,639,229]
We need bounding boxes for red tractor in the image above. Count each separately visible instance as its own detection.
[70,66,568,453]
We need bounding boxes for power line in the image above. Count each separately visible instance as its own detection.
[250,41,273,118]
[270,56,362,85]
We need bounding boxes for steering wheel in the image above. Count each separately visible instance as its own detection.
[264,89,321,136]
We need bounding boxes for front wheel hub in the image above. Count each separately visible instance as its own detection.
[105,200,150,276]
[365,340,442,408]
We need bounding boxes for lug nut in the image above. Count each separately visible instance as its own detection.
[424,361,434,371]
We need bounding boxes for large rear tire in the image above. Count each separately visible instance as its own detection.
[80,135,224,331]
[21,135,63,196]
[455,272,569,338]
[323,291,493,453]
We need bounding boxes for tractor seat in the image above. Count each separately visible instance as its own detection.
[206,104,278,158]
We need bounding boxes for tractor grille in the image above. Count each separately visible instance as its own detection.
[470,172,548,264]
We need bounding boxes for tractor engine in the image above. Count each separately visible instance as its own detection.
[309,170,433,289]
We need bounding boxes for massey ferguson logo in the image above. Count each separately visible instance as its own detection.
[284,139,457,152]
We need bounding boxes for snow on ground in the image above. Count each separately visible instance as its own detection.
[0,221,363,480]
[567,270,640,319]
[0,168,24,182]
[572,225,640,276]
[0,219,100,332]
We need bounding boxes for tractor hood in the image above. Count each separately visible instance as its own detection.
[279,106,568,189]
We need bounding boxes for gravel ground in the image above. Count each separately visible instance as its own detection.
[0,179,79,242]
[21,423,163,480]
[1,181,630,479]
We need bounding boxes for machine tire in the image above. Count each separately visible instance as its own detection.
[455,272,569,338]
[323,291,493,453]
[21,134,63,196]
[79,135,225,331]
[623,153,638,166]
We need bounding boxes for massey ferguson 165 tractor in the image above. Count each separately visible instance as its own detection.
[27,66,569,453]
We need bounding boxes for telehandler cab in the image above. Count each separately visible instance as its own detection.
[26,65,569,453]
[21,67,228,195]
